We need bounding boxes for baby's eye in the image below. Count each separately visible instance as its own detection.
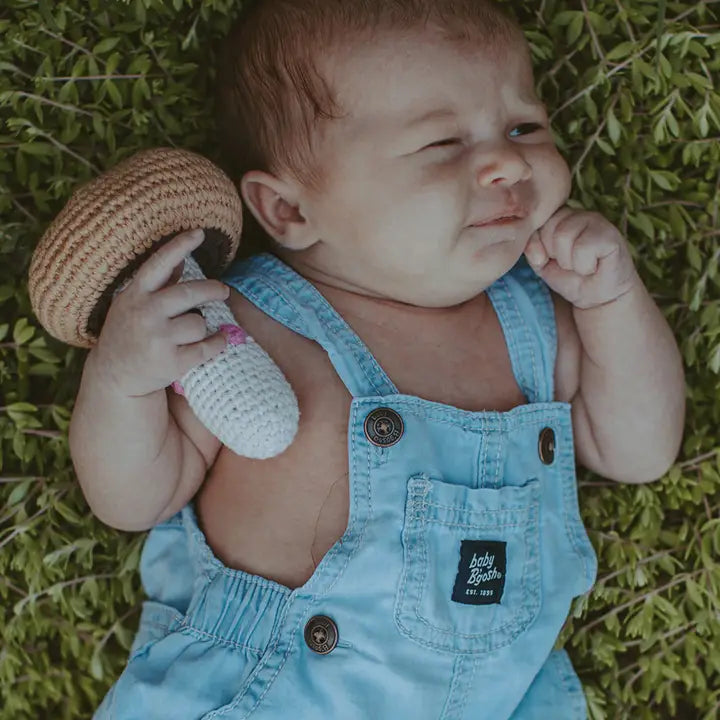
[422,137,462,150]
[509,123,543,137]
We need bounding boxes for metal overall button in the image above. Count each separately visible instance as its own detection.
[364,407,404,447]
[304,615,338,655]
[538,427,556,464]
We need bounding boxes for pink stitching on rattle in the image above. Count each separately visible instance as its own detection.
[170,325,246,397]
[220,324,248,345]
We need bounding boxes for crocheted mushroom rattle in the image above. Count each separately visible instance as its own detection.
[28,147,299,459]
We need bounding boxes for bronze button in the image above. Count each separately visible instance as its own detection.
[538,427,556,464]
[364,407,404,447]
[304,615,338,655]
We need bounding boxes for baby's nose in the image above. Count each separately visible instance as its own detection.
[475,150,532,188]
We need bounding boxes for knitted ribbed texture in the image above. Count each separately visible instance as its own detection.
[28,147,242,348]
[29,146,300,458]
[171,256,299,459]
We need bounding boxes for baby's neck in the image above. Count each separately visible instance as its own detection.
[281,258,492,344]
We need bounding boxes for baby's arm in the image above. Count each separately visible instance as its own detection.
[527,207,686,483]
[68,229,230,530]
[69,349,215,530]
[553,284,685,483]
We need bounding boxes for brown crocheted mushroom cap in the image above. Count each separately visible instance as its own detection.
[28,147,243,348]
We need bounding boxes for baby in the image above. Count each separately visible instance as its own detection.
[68,1,686,718]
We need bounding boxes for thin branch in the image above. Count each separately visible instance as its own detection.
[0,476,47,484]
[5,91,94,118]
[11,197,38,225]
[20,429,63,438]
[623,619,697,649]
[17,573,118,608]
[580,0,607,64]
[37,26,96,59]
[571,94,618,179]
[578,569,707,636]
[594,546,686,587]
[623,634,688,689]
[42,73,161,82]
[677,449,719,469]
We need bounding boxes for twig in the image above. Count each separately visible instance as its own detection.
[578,569,707,636]
[5,91,94,118]
[580,0,607,64]
[677,449,719,470]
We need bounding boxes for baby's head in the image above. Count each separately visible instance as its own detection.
[215,0,571,306]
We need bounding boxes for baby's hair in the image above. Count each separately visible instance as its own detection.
[214,0,523,196]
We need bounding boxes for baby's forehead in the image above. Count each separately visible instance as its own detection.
[320,31,539,132]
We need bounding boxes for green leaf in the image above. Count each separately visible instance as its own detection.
[4,402,37,413]
[13,318,35,345]
[606,41,637,61]
[606,107,622,144]
[628,212,655,239]
[7,479,32,505]
[567,13,584,46]
[18,142,55,157]
[93,37,122,55]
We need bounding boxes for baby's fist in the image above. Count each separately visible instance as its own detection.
[524,207,639,309]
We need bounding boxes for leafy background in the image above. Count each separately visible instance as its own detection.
[1,0,719,717]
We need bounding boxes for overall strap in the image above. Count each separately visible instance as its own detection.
[486,256,557,404]
[221,253,398,399]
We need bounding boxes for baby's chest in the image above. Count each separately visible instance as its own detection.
[196,351,353,587]
[197,342,527,588]
[196,292,529,588]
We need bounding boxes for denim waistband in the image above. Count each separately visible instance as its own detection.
[177,504,292,653]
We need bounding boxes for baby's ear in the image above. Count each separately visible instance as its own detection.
[240,170,318,251]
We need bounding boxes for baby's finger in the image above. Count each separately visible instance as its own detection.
[541,213,592,271]
[532,259,584,303]
[176,329,228,371]
[569,231,607,276]
[524,232,548,269]
[165,259,185,289]
[158,278,230,319]
[536,206,575,243]
[169,312,209,346]
[134,229,205,294]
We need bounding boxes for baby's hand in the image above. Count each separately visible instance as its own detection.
[523,207,639,309]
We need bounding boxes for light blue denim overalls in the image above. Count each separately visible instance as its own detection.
[95,252,598,720]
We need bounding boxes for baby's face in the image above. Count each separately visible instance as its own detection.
[287,29,571,306]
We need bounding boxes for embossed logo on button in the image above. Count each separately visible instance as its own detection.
[304,615,338,655]
[364,407,404,447]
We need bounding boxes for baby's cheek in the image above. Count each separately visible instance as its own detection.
[536,148,571,217]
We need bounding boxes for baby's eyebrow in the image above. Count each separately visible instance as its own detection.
[400,108,457,131]
[394,100,547,133]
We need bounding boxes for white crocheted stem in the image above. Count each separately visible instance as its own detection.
[112,253,300,459]
[179,255,236,331]
[174,255,299,458]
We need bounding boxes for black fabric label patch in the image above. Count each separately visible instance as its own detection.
[452,540,507,605]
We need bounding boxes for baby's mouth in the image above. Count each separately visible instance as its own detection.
[470,215,523,227]
[474,216,520,227]
[469,208,528,228]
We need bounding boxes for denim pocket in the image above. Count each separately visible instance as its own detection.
[394,474,541,654]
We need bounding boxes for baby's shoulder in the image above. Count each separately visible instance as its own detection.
[226,287,333,386]
[550,291,581,404]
